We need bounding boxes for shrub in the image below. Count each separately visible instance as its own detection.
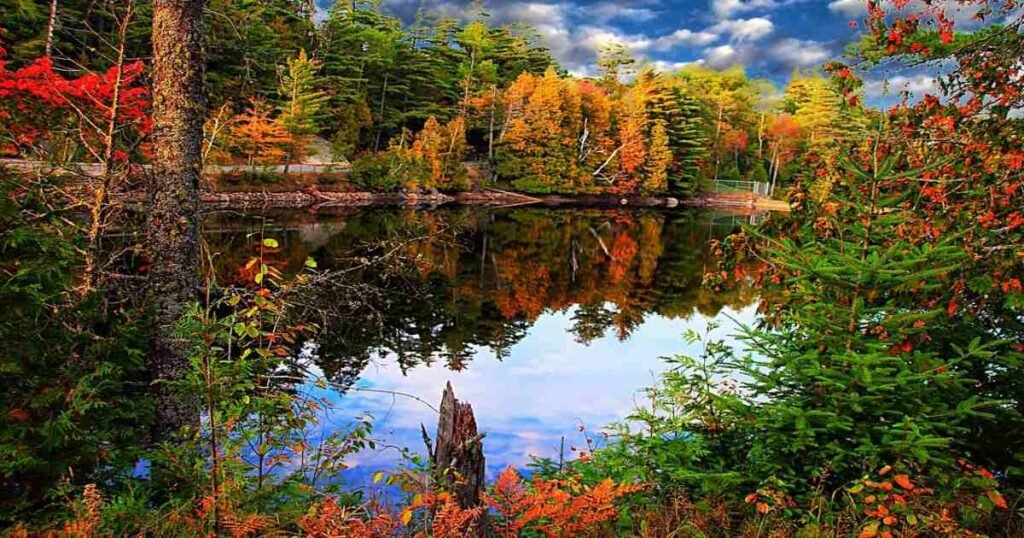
[348,153,402,192]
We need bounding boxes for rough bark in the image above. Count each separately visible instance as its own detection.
[146,0,206,439]
[433,382,486,510]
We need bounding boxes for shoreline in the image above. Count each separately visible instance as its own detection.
[112,189,789,212]
[3,159,789,212]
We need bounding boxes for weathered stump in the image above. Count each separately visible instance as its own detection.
[433,382,486,510]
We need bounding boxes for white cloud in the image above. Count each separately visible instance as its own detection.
[575,25,719,57]
[709,17,775,41]
[704,44,740,68]
[650,59,705,73]
[589,2,659,23]
[702,37,830,71]
[650,28,721,50]
[711,0,780,19]
[828,0,867,17]
[863,74,939,97]
[770,38,830,68]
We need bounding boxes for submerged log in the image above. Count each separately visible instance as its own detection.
[433,382,486,510]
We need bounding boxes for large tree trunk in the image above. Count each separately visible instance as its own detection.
[146,0,206,439]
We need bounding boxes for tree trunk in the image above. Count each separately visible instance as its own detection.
[147,0,206,439]
[45,0,58,58]
[488,84,497,163]
[756,112,765,158]
[433,382,485,510]
[373,71,389,153]
[712,101,724,181]
[83,0,133,294]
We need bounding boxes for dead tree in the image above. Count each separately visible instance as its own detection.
[433,382,486,510]
[146,0,206,438]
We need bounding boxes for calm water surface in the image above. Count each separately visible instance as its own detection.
[203,207,763,487]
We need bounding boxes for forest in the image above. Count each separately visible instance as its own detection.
[1,0,862,198]
[2,0,1024,536]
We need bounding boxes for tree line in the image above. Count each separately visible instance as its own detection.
[1,0,867,198]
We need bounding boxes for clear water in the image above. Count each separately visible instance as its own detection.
[203,207,763,488]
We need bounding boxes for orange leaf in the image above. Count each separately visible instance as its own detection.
[987,490,1008,509]
[893,474,914,491]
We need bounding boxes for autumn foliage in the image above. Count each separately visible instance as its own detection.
[296,467,639,538]
[0,46,149,161]
[495,67,677,195]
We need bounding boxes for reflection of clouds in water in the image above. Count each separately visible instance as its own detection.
[325,303,759,487]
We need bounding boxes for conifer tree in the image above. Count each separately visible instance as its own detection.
[669,89,709,196]
[278,48,327,167]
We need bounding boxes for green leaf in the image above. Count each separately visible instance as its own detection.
[263,238,279,248]
[304,256,318,269]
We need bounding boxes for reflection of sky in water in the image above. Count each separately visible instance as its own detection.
[323,303,759,488]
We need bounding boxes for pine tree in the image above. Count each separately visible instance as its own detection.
[669,89,709,196]
[278,48,327,166]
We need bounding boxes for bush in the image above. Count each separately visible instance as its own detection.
[0,170,152,525]
[348,153,402,192]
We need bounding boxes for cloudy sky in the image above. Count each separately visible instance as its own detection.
[375,0,862,78]
[318,0,991,102]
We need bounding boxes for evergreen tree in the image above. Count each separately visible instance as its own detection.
[278,49,327,165]
[669,89,709,196]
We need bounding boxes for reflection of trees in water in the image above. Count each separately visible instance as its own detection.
[203,208,763,390]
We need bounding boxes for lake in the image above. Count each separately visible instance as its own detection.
[202,207,764,489]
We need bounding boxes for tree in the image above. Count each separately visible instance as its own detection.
[497,68,581,193]
[146,0,206,438]
[643,120,671,195]
[596,42,635,95]
[278,48,327,168]
[614,88,648,193]
[784,71,841,149]
[668,89,709,196]
[205,0,314,107]
[765,113,801,195]
[416,116,469,191]
[227,99,292,165]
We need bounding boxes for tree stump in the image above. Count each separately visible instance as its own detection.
[433,382,486,510]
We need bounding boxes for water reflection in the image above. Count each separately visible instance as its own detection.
[203,207,763,486]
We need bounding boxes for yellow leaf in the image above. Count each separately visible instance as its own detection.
[401,510,413,526]
[373,471,384,484]
[858,521,880,538]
